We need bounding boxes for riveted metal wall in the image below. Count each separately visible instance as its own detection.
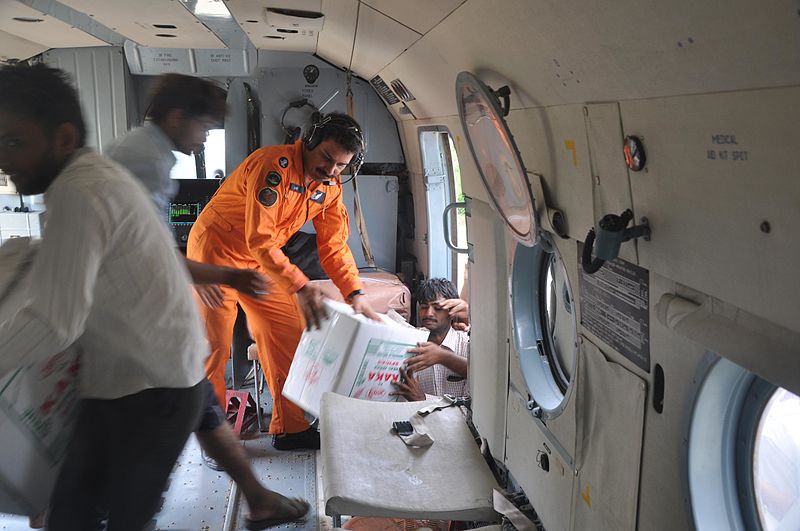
[44,46,130,152]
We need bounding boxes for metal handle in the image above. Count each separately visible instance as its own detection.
[443,202,469,253]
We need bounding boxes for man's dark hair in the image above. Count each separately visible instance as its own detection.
[308,112,365,155]
[146,74,227,125]
[416,278,459,305]
[0,63,87,147]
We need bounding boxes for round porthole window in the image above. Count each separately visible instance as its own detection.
[689,355,800,531]
[511,236,577,417]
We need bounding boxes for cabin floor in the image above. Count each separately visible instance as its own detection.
[0,384,335,531]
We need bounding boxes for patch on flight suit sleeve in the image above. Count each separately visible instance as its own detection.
[266,171,282,186]
[289,183,305,194]
[257,187,278,208]
[278,156,289,168]
[310,190,326,204]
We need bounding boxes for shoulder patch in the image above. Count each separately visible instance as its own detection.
[278,156,289,168]
[289,183,305,194]
[266,171,282,186]
[310,190,327,204]
[257,187,278,208]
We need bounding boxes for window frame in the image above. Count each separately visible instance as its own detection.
[511,234,577,419]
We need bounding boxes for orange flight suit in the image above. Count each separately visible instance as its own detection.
[187,141,363,434]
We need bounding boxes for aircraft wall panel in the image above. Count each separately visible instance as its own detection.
[506,389,573,531]
[43,47,129,151]
[621,86,800,334]
[256,52,403,164]
[466,198,509,461]
[506,105,595,242]
[635,273,709,531]
[583,103,637,263]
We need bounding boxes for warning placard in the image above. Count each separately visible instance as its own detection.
[578,242,650,372]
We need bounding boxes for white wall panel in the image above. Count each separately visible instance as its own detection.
[635,274,708,531]
[506,105,594,242]
[622,86,800,334]
[466,198,509,460]
[584,102,637,263]
[256,52,403,164]
[506,389,574,531]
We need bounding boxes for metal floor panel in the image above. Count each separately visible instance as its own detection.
[0,434,319,531]
[155,432,319,531]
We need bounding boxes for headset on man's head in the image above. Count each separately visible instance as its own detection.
[303,111,366,180]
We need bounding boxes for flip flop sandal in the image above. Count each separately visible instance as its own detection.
[245,497,310,530]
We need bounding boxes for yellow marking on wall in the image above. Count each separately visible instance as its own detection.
[581,484,592,509]
[564,139,577,167]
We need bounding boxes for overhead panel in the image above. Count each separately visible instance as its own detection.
[0,30,47,62]
[362,0,464,35]
[0,1,108,51]
[225,0,321,52]
[349,4,420,79]
[316,0,357,70]
[59,0,225,48]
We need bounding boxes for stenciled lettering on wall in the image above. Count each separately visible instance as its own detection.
[152,51,179,68]
[208,52,232,64]
[577,242,650,372]
[706,133,749,162]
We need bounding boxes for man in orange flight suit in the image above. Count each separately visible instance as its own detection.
[187,112,379,450]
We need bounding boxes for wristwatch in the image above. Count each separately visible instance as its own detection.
[346,289,365,303]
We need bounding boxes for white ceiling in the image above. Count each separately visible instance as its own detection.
[3,0,798,124]
[362,0,464,35]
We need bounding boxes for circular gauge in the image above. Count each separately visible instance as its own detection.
[623,135,646,171]
[456,71,538,246]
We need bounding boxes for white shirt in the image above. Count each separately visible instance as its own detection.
[416,327,470,398]
[105,122,178,216]
[0,149,207,399]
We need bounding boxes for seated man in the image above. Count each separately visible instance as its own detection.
[391,278,470,401]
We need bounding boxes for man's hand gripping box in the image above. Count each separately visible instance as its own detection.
[0,238,79,516]
[283,299,428,417]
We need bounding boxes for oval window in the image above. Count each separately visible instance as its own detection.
[511,237,577,417]
[455,71,538,246]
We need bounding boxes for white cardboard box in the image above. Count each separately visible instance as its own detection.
[0,238,79,516]
[283,299,429,418]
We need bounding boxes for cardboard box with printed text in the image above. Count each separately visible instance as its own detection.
[0,238,79,516]
[283,299,429,417]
